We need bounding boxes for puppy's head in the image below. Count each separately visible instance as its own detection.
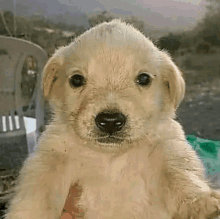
[43,19,185,150]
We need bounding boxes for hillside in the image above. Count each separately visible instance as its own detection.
[0,0,206,31]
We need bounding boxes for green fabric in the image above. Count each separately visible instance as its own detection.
[187,135,220,177]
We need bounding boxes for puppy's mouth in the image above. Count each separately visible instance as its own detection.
[96,135,124,144]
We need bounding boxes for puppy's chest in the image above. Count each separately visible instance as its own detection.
[79,157,147,217]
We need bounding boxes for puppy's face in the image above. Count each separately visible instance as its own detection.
[43,20,185,149]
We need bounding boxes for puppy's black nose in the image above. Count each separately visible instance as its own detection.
[95,112,126,134]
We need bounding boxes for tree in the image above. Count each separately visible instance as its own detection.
[157,33,182,54]
[125,16,145,34]
[88,11,114,27]
[205,0,220,13]
[193,0,220,46]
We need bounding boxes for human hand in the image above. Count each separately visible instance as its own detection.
[61,183,83,219]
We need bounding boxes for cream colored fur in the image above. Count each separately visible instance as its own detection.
[5,19,220,219]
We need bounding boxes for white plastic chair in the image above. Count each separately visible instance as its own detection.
[0,36,47,170]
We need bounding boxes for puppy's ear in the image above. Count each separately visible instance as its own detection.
[162,53,185,109]
[43,48,66,99]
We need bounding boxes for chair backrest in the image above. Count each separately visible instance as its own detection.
[0,108,25,136]
[0,36,47,139]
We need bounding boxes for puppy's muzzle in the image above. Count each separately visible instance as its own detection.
[95,112,126,134]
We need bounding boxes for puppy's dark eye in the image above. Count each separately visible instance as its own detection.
[69,74,85,88]
[136,73,151,86]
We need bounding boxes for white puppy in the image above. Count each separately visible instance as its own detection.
[5,19,220,219]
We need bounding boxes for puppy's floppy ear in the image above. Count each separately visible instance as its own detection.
[43,48,66,99]
[162,53,185,109]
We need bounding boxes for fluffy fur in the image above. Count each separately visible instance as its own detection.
[5,19,220,219]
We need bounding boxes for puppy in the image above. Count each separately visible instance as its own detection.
[5,19,220,219]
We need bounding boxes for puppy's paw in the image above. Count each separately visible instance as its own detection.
[208,191,220,219]
[173,191,220,219]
